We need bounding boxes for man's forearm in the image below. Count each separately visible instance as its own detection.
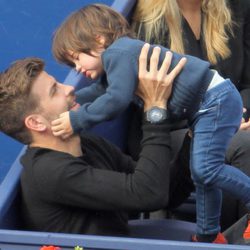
[132,120,172,210]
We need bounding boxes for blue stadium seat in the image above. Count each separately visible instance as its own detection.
[2,229,249,250]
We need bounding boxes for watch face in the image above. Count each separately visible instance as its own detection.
[147,107,167,123]
[150,109,164,122]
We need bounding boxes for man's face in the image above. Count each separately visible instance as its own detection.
[30,71,80,124]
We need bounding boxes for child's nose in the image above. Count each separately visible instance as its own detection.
[75,63,81,72]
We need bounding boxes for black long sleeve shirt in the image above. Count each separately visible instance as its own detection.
[20,121,172,236]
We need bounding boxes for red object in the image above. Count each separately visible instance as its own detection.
[243,217,250,243]
[40,246,61,250]
[192,232,228,244]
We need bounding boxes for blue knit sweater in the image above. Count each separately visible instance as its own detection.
[70,36,213,132]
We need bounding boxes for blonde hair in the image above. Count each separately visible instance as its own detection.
[132,0,233,64]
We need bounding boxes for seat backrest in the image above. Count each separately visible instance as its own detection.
[0,148,26,229]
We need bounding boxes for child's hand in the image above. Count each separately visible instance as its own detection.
[51,111,73,139]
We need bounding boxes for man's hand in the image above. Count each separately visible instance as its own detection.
[136,43,187,111]
[51,111,73,139]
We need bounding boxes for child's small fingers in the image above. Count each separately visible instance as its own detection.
[52,130,65,137]
[51,125,60,132]
[51,125,65,133]
[51,119,62,126]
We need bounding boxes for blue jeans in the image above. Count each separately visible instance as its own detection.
[189,79,250,235]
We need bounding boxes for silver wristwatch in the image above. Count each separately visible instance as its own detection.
[146,106,167,124]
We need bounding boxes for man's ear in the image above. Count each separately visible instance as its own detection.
[24,114,47,132]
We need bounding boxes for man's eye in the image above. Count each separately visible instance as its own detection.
[52,85,58,96]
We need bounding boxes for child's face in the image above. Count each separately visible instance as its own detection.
[69,50,104,80]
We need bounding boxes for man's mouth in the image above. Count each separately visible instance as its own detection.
[69,100,80,111]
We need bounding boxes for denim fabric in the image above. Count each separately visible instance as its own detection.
[189,79,250,235]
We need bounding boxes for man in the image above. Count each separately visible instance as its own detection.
[0,45,188,236]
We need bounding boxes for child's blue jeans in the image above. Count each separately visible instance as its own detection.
[189,79,250,235]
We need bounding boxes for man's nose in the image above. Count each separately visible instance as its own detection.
[64,84,75,96]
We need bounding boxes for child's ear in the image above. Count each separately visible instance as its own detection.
[96,35,106,46]
[24,114,47,132]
